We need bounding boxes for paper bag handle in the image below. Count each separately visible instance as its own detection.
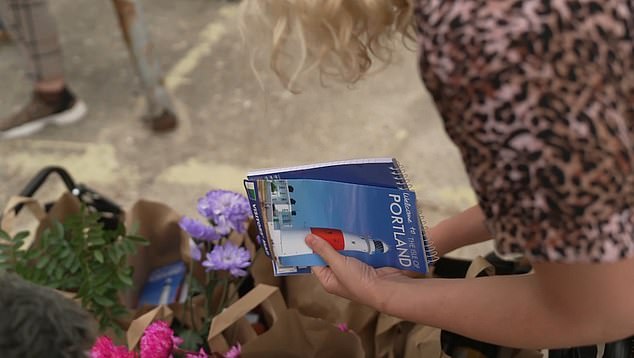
[1,196,47,233]
[208,284,285,339]
[465,256,495,279]
[126,305,174,349]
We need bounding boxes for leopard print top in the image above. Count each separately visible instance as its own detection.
[414,0,634,262]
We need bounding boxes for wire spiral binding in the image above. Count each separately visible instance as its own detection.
[392,159,439,266]
[419,205,439,264]
[390,159,412,190]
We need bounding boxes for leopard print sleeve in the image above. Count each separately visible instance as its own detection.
[415,0,634,262]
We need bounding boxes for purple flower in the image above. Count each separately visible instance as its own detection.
[197,190,251,234]
[336,323,350,332]
[202,242,251,277]
[179,216,220,241]
[189,239,202,262]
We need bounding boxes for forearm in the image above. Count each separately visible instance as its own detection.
[430,205,492,256]
[377,272,634,349]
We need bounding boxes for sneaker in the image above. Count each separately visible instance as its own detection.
[0,22,9,43]
[0,30,9,43]
[0,88,87,139]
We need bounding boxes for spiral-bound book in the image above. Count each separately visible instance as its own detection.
[244,158,435,276]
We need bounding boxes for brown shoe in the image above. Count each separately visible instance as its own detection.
[0,88,87,139]
[0,30,9,43]
[0,23,9,43]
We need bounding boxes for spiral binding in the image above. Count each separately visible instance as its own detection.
[391,159,439,266]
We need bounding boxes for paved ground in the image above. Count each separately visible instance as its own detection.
[0,0,492,258]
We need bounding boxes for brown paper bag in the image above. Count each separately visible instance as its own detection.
[374,313,416,358]
[403,325,443,358]
[284,274,378,356]
[126,305,174,349]
[1,193,83,248]
[1,193,137,342]
[125,199,203,307]
[124,199,211,330]
[212,281,364,357]
[249,248,282,288]
[207,283,286,353]
[241,308,365,358]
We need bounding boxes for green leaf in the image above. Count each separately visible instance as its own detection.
[177,329,204,351]
[128,222,140,236]
[93,250,104,263]
[70,261,81,274]
[91,238,106,246]
[108,249,118,263]
[35,256,50,269]
[54,266,65,281]
[93,295,115,307]
[117,271,133,286]
[54,221,65,239]
[0,230,10,241]
[127,235,147,244]
[58,248,71,259]
[13,231,30,242]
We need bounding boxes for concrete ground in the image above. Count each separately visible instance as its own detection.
[0,0,492,259]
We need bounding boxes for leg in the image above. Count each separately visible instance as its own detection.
[0,0,86,139]
[0,0,64,87]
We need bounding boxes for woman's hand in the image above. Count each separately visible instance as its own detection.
[305,234,412,309]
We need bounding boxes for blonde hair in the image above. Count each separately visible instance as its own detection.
[240,0,415,91]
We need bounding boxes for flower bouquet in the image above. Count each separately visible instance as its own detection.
[93,190,258,357]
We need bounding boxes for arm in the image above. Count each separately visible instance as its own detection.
[382,260,634,348]
[306,235,634,349]
[430,204,492,257]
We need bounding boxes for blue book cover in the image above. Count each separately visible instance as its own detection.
[245,158,412,266]
[252,179,431,275]
[137,261,187,307]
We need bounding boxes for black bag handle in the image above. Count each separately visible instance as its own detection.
[11,166,123,230]
[18,166,78,198]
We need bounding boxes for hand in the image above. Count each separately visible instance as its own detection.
[305,234,413,310]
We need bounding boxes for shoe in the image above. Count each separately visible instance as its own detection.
[0,87,87,139]
[0,23,9,43]
[0,30,9,43]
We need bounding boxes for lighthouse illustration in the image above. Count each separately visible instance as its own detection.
[280,227,389,256]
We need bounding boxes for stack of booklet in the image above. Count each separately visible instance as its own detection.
[244,158,436,276]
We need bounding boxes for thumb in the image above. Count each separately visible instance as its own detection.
[305,234,345,271]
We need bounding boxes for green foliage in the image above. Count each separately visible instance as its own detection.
[0,208,148,333]
[176,328,205,351]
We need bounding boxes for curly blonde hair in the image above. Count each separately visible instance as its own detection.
[240,0,415,91]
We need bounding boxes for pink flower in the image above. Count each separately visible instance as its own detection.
[91,336,138,358]
[140,321,181,358]
[185,348,209,358]
[223,344,241,358]
[336,323,349,332]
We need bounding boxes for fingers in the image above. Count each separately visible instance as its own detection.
[312,266,344,296]
[305,234,345,272]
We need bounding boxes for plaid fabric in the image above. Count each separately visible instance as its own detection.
[0,0,63,82]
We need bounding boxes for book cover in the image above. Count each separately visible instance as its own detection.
[137,261,187,307]
[255,179,429,275]
[245,158,411,263]
[247,157,408,189]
